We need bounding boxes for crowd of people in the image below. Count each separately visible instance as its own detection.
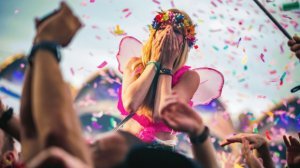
[0,2,299,168]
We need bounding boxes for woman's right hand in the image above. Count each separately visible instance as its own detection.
[150,28,169,62]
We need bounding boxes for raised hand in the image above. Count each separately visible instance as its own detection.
[287,35,300,60]
[283,133,300,167]
[34,2,82,47]
[220,133,268,149]
[150,27,168,62]
[160,93,204,137]
[242,138,264,168]
[161,26,181,68]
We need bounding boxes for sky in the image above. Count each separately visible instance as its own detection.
[0,0,299,121]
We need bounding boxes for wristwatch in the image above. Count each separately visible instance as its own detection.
[28,41,61,65]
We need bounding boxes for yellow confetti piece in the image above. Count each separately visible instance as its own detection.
[266,111,274,117]
[234,164,243,168]
[114,25,126,35]
[242,53,248,64]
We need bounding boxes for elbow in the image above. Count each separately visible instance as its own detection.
[123,99,139,113]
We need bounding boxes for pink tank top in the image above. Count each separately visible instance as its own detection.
[117,66,193,142]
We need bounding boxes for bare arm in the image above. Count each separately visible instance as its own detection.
[255,143,274,168]
[121,58,157,113]
[0,100,21,141]
[1,116,21,141]
[154,70,199,120]
[161,96,218,168]
[221,133,274,168]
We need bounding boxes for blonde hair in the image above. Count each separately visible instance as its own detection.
[132,9,193,119]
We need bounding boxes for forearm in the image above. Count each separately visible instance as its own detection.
[2,116,21,141]
[154,74,172,115]
[122,64,157,112]
[191,137,219,168]
[255,144,275,168]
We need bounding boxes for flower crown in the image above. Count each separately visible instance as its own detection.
[150,10,197,48]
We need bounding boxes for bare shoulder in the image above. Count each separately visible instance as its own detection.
[181,70,200,85]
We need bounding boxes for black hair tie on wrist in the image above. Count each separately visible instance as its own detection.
[159,68,172,76]
[189,126,210,144]
[0,107,13,128]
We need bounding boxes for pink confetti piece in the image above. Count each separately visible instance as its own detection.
[260,53,265,62]
[280,43,284,53]
[152,0,160,5]
[97,61,107,69]
[243,36,252,41]
[95,35,101,40]
[90,0,95,3]
[125,12,132,18]
[211,1,217,7]
[269,70,277,75]
[170,0,175,7]
[20,63,25,68]
[227,27,234,34]
[122,8,129,12]
[81,1,87,6]
[93,82,98,88]
[70,67,75,76]
[282,14,292,20]
[257,95,266,99]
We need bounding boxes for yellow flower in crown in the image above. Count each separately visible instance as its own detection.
[151,10,197,48]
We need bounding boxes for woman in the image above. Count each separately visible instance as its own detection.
[118,9,201,147]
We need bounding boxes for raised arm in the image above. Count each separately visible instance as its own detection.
[221,133,275,168]
[153,26,199,120]
[161,94,218,168]
[121,28,168,113]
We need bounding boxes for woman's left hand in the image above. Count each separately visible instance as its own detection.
[161,26,181,68]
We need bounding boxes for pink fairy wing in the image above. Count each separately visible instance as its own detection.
[116,36,143,74]
[191,67,224,106]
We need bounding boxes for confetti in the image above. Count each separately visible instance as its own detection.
[90,0,95,3]
[70,67,75,76]
[236,37,241,48]
[241,53,248,65]
[212,46,219,51]
[170,0,175,7]
[260,53,265,62]
[279,72,286,86]
[113,25,126,35]
[265,130,271,140]
[97,61,107,69]
[152,0,160,5]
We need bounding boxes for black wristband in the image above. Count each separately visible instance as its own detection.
[189,126,209,144]
[159,68,172,76]
[0,107,13,128]
[28,41,61,65]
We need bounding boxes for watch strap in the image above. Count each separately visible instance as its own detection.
[28,41,61,65]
